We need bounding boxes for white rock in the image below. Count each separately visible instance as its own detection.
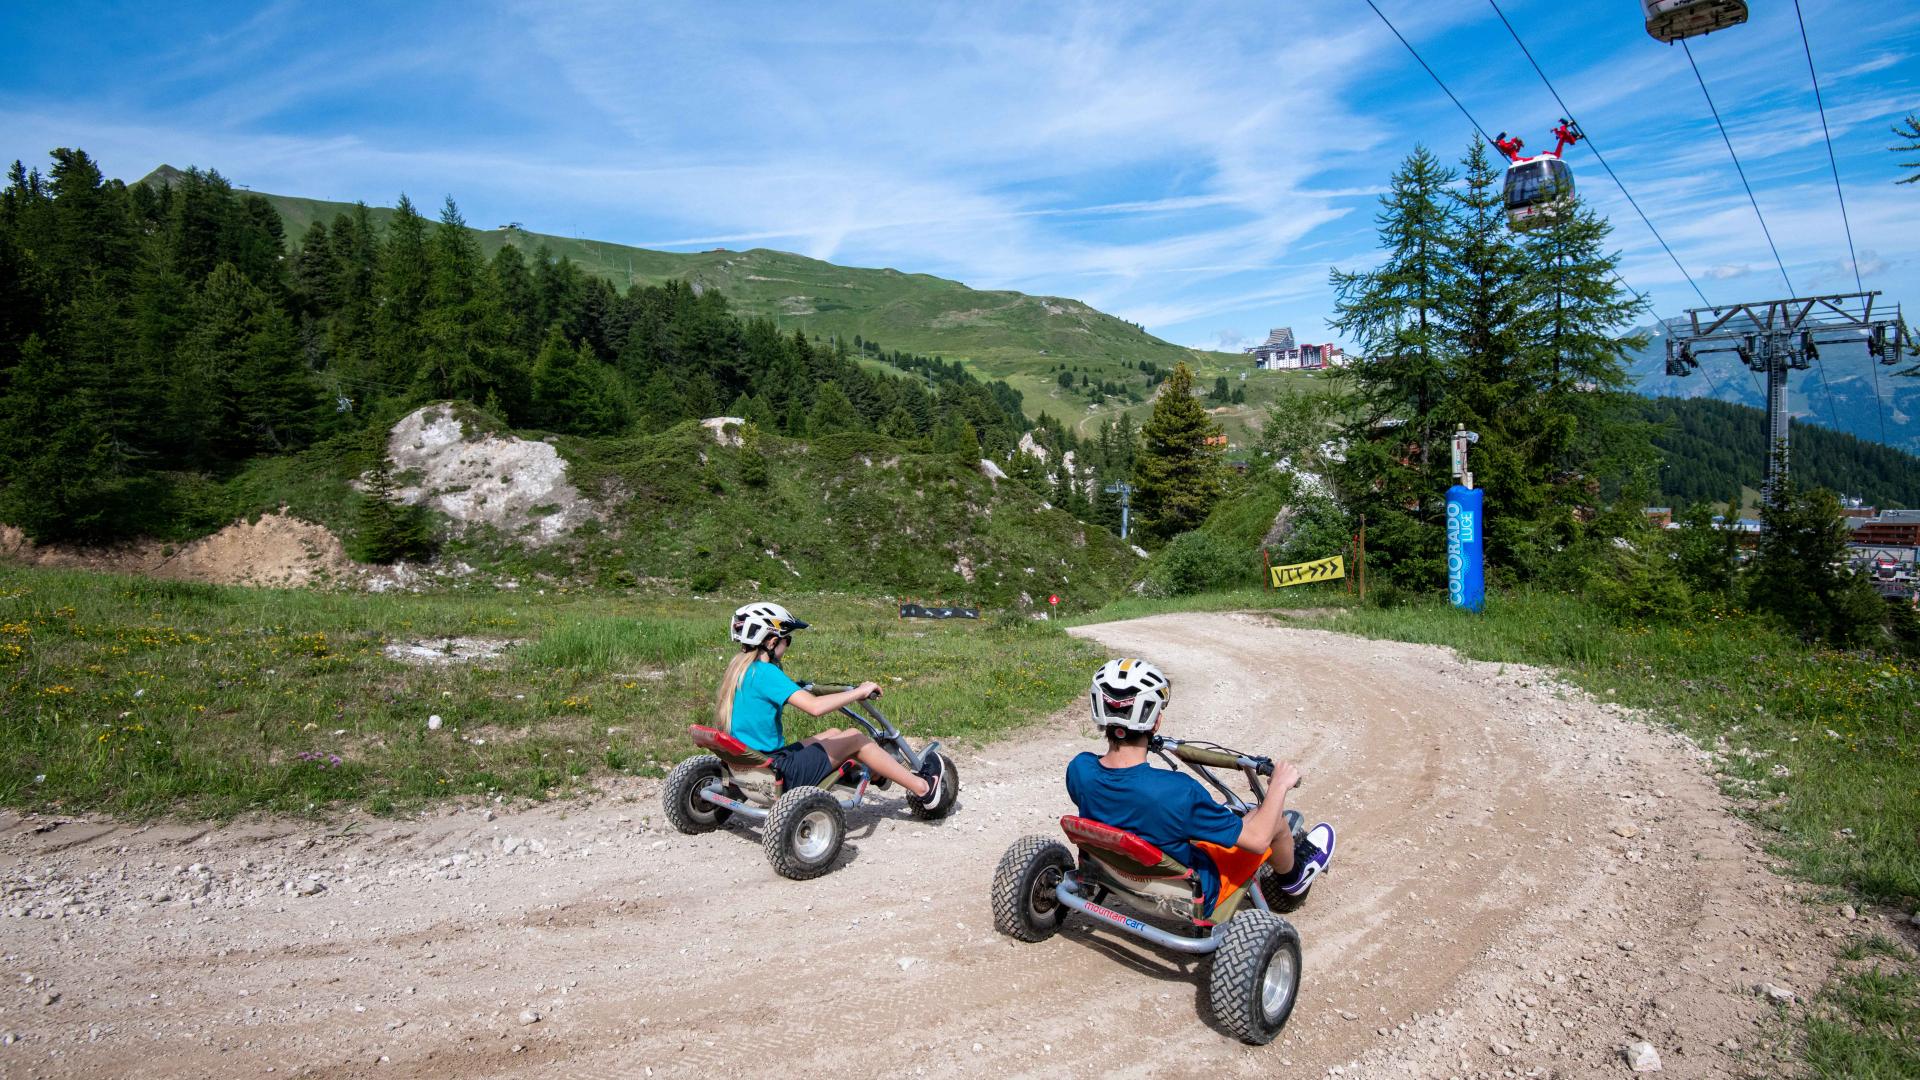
[519,1009,540,1025]
[1626,1042,1662,1072]
[1755,982,1795,1005]
[1839,904,1856,920]
[428,715,443,731]
[896,957,920,971]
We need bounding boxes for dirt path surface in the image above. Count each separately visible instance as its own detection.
[0,613,1875,1078]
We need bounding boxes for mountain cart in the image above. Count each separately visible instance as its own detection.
[662,686,959,879]
[991,735,1314,1044]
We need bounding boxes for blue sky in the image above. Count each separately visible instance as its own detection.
[4,1,1917,354]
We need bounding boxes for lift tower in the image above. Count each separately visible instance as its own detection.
[1662,291,1911,498]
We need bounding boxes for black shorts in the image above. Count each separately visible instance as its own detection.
[768,741,836,790]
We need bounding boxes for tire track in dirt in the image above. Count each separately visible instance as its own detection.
[0,613,1864,1078]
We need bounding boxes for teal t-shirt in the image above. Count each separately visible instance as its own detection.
[730,660,803,753]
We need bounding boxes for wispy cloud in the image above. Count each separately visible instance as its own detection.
[0,0,1915,350]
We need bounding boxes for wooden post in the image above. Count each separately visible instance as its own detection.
[1262,547,1273,591]
[1358,514,1367,602]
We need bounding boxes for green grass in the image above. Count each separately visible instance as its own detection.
[0,566,1103,818]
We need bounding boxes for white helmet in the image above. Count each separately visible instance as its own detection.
[1089,658,1170,734]
[731,602,809,649]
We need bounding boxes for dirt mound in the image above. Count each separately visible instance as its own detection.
[0,511,350,588]
[386,404,592,547]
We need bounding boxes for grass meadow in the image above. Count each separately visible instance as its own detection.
[0,566,1103,818]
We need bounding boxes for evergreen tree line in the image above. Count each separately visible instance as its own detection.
[0,150,1028,541]
[1630,395,1920,510]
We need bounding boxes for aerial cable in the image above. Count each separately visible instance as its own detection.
[1485,0,1768,399]
[1361,0,1497,146]
[1681,41,1793,294]
[1680,40,1841,433]
[1361,0,1732,402]
[1792,0,1890,445]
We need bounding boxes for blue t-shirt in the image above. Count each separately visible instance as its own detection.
[730,661,803,753]
[1065,751,1244,909]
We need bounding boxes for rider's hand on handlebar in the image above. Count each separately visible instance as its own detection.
[855,681,883,702]
[1270,760,1302,793]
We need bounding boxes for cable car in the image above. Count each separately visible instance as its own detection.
[1643,0,1748,43]
[1496,121,1581,232]
[1504,157,1575,231]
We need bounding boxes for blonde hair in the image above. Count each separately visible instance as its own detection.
[712,645,763,735]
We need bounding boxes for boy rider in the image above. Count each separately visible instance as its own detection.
[1066,658,1333,914]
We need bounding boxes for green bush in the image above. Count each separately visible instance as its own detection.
[1146,530,1256,596]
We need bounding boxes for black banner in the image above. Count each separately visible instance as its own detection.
[899,604,979,620]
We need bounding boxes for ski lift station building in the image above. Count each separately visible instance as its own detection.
[1246,327,1345,371]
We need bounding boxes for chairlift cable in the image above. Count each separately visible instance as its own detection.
[1362,0,1731,401]
[1486,0,1763,398]
[1791,0,1890,445]
[1680,40,1840,432]
[1680,41,1793,294]
[1361,0,1497,146]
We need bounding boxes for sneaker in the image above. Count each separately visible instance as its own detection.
[1279,822,1335,897]
[914,754,945,804]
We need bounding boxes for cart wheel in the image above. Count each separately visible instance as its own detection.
[763,786,845,880]
[1257,864,1308,914]
[1208,909,1302,1045]
[907,752,959,820]
[991,835,1073,942]
[662,755,732,834]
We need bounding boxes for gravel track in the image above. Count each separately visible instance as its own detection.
[0,613,1879,1078]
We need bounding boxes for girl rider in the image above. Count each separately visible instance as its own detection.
[716,602,946,802]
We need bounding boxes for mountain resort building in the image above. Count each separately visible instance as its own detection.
[1246,327,1344,370]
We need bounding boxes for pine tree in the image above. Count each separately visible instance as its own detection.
[530,325,627,435]
[1748,476,1886,646]
[0,334,126,541]
[1132,362,1222,543]
[806,382,860,436]
[352,454,432,564]
[373,195,430,390]
[1894,113,1920,185]
[1326,145,1456,589]
[416,197,522,417]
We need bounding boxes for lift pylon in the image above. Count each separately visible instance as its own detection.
[1663,291,1912,499]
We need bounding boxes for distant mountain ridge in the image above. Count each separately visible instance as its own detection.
[1626,323,1919,455]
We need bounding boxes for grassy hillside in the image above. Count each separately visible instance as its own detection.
[155,171,1295,441]
[0,568,1104,817]
[221,418,1143,610]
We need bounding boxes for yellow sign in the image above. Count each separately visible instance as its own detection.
[1269,555,1345,589]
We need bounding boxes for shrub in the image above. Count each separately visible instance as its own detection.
[1146,530,1256,596]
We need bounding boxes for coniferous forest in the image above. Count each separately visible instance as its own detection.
[0,151,1047,543]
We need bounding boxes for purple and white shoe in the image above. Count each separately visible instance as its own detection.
[1280,822,1335,897]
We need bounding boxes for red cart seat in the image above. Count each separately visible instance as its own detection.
[1060,816,1193,879]
[689,725,772,770]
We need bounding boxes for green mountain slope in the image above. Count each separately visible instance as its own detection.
[1632,395,1920,509]
[150,169,1248,423]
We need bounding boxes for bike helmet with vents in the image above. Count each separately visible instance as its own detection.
[1090,657,1170,734]
[731,602,809,649]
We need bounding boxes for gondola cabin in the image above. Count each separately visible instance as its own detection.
[1504,156,1575,232]
[1643,0,1748,43]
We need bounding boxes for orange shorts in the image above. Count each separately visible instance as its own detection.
[1193,840,1270,916]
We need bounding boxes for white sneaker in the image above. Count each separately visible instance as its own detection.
[1280,822,1335,897]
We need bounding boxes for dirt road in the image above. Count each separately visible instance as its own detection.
[0,613,1872,1077]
